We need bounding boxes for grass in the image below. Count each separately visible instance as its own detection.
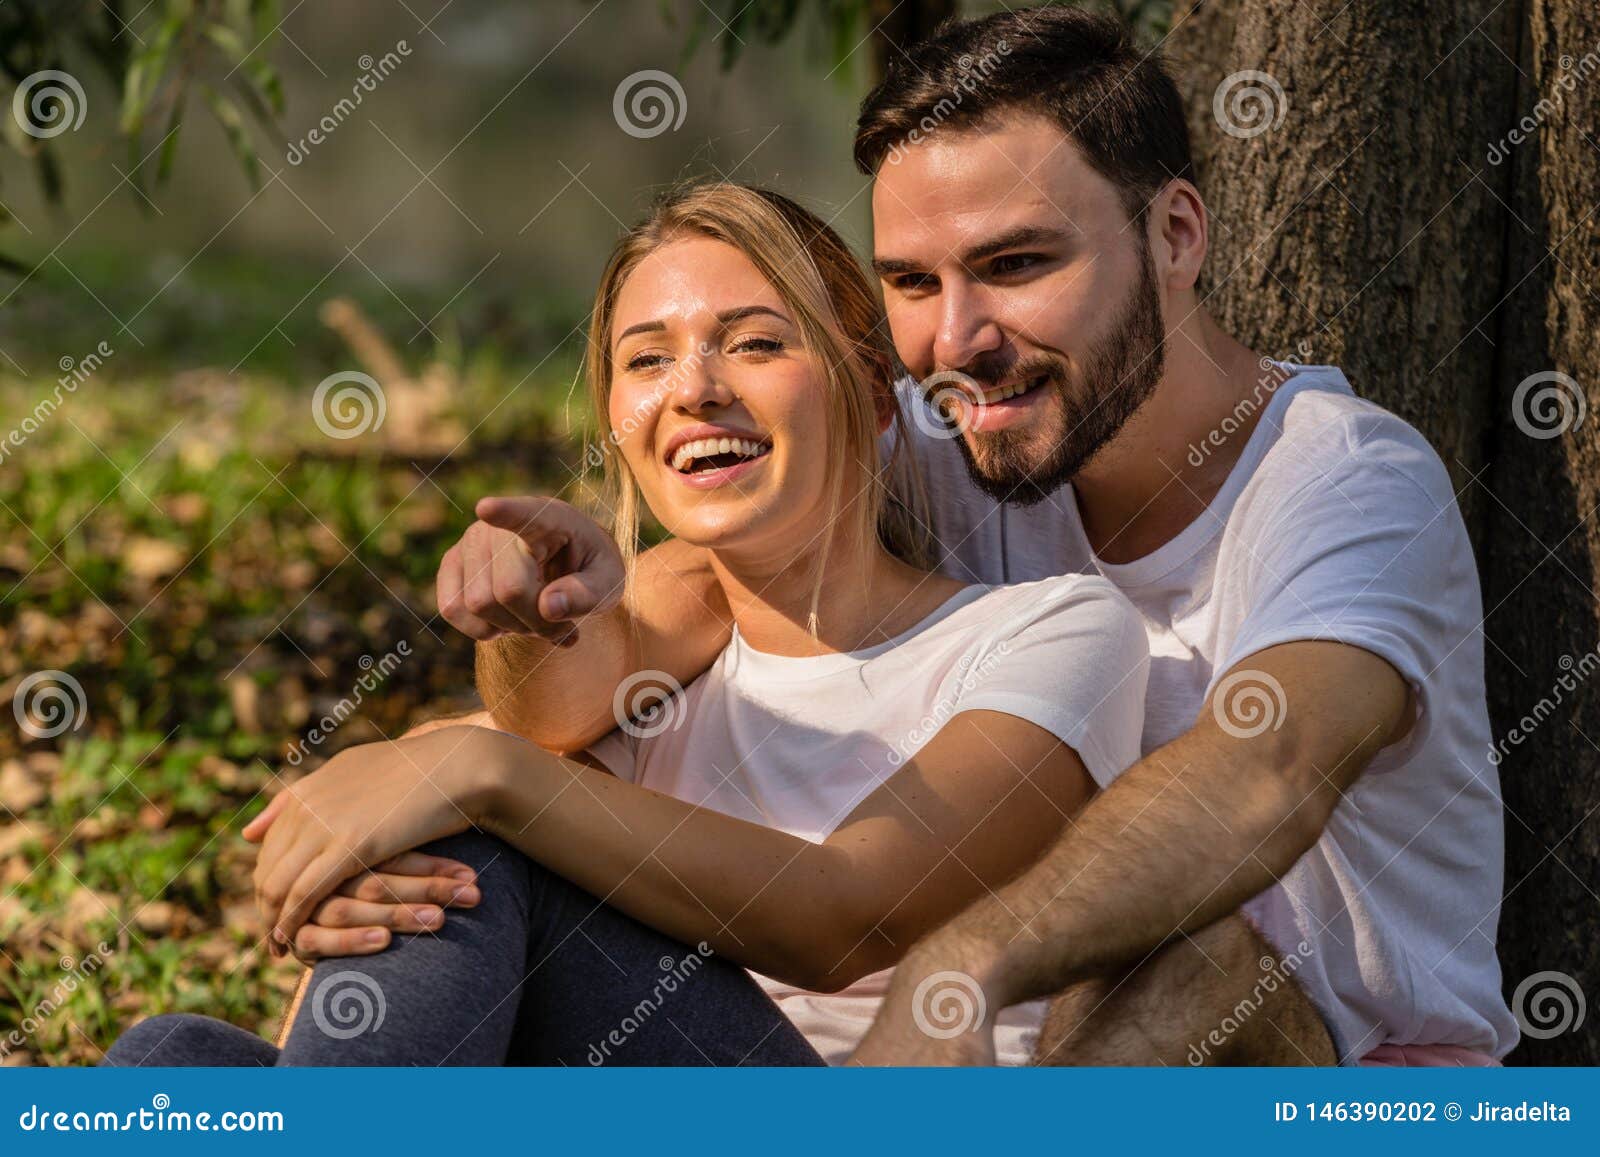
[0,309,590,1064]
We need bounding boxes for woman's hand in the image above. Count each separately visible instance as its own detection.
[246,726,511,956]
[436,496,625,645]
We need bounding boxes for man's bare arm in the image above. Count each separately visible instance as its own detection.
[437,496,730,753]
[852,640,1411,1059]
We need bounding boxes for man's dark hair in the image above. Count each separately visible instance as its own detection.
[853,6,1193,222]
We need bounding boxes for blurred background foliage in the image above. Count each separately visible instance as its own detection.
[0,0,1168,1064]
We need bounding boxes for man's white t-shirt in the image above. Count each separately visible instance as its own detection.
[902,362,1520,1061]
[589,575,1150,1064]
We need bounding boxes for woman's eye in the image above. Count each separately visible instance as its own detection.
[730,337,783,355]
[626,353,669,372]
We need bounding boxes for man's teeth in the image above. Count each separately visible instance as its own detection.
[979,375,1042,405]
[670,437,770,473]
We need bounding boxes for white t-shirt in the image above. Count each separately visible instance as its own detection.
[902,362,1520,1062]
[589,575,1149,1064]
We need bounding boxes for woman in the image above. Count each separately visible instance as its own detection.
[105,183,1148,1067]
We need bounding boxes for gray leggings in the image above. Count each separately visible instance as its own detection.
[102,832,825,1066]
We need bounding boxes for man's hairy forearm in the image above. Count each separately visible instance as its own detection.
[476,539,730,754]
[903,641,1407,1009]
[932,725,1321,1007]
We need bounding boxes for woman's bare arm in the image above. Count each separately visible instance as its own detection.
[475,710,1095,991]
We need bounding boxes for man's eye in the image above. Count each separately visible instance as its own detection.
[991,254,1041,276]
[892,274,935,293]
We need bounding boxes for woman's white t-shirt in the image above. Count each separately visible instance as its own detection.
[588,574,1149,1064]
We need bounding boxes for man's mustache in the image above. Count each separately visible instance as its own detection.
[930,353,1068,397]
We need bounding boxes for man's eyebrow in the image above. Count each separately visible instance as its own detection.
[873,224,1073,278]
[614,305,790,349]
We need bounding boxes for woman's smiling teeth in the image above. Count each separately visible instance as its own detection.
[670,437,772,474]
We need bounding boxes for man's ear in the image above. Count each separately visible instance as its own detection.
[1153,178,1208,293]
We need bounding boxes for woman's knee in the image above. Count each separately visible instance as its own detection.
[103,1013,278,1067]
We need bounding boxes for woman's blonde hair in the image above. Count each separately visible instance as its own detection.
[584,181,931,632]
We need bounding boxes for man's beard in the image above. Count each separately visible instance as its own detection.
[948,250,1165,508]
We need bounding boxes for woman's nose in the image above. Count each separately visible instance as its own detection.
[668,345,737,412]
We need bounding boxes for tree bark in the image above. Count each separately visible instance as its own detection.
[1480,0,1600,1067]
[869,0,958,78]
[1169,0,1597,1063]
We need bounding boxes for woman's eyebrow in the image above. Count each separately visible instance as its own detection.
[615,305,789,351]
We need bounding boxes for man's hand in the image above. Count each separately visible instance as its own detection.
[850,951,1000,1066]
[287,851,481,962]
[437,496,624,646]
[245,726,516,956]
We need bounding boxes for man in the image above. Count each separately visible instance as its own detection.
[369,7,1514,1065]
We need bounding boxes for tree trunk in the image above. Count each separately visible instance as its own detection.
[1169,0,1598,1064]
[869,0,958,78]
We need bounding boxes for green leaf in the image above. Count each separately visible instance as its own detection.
[201,84,261,191]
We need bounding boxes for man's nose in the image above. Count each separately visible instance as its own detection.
[932,282,1004,373]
